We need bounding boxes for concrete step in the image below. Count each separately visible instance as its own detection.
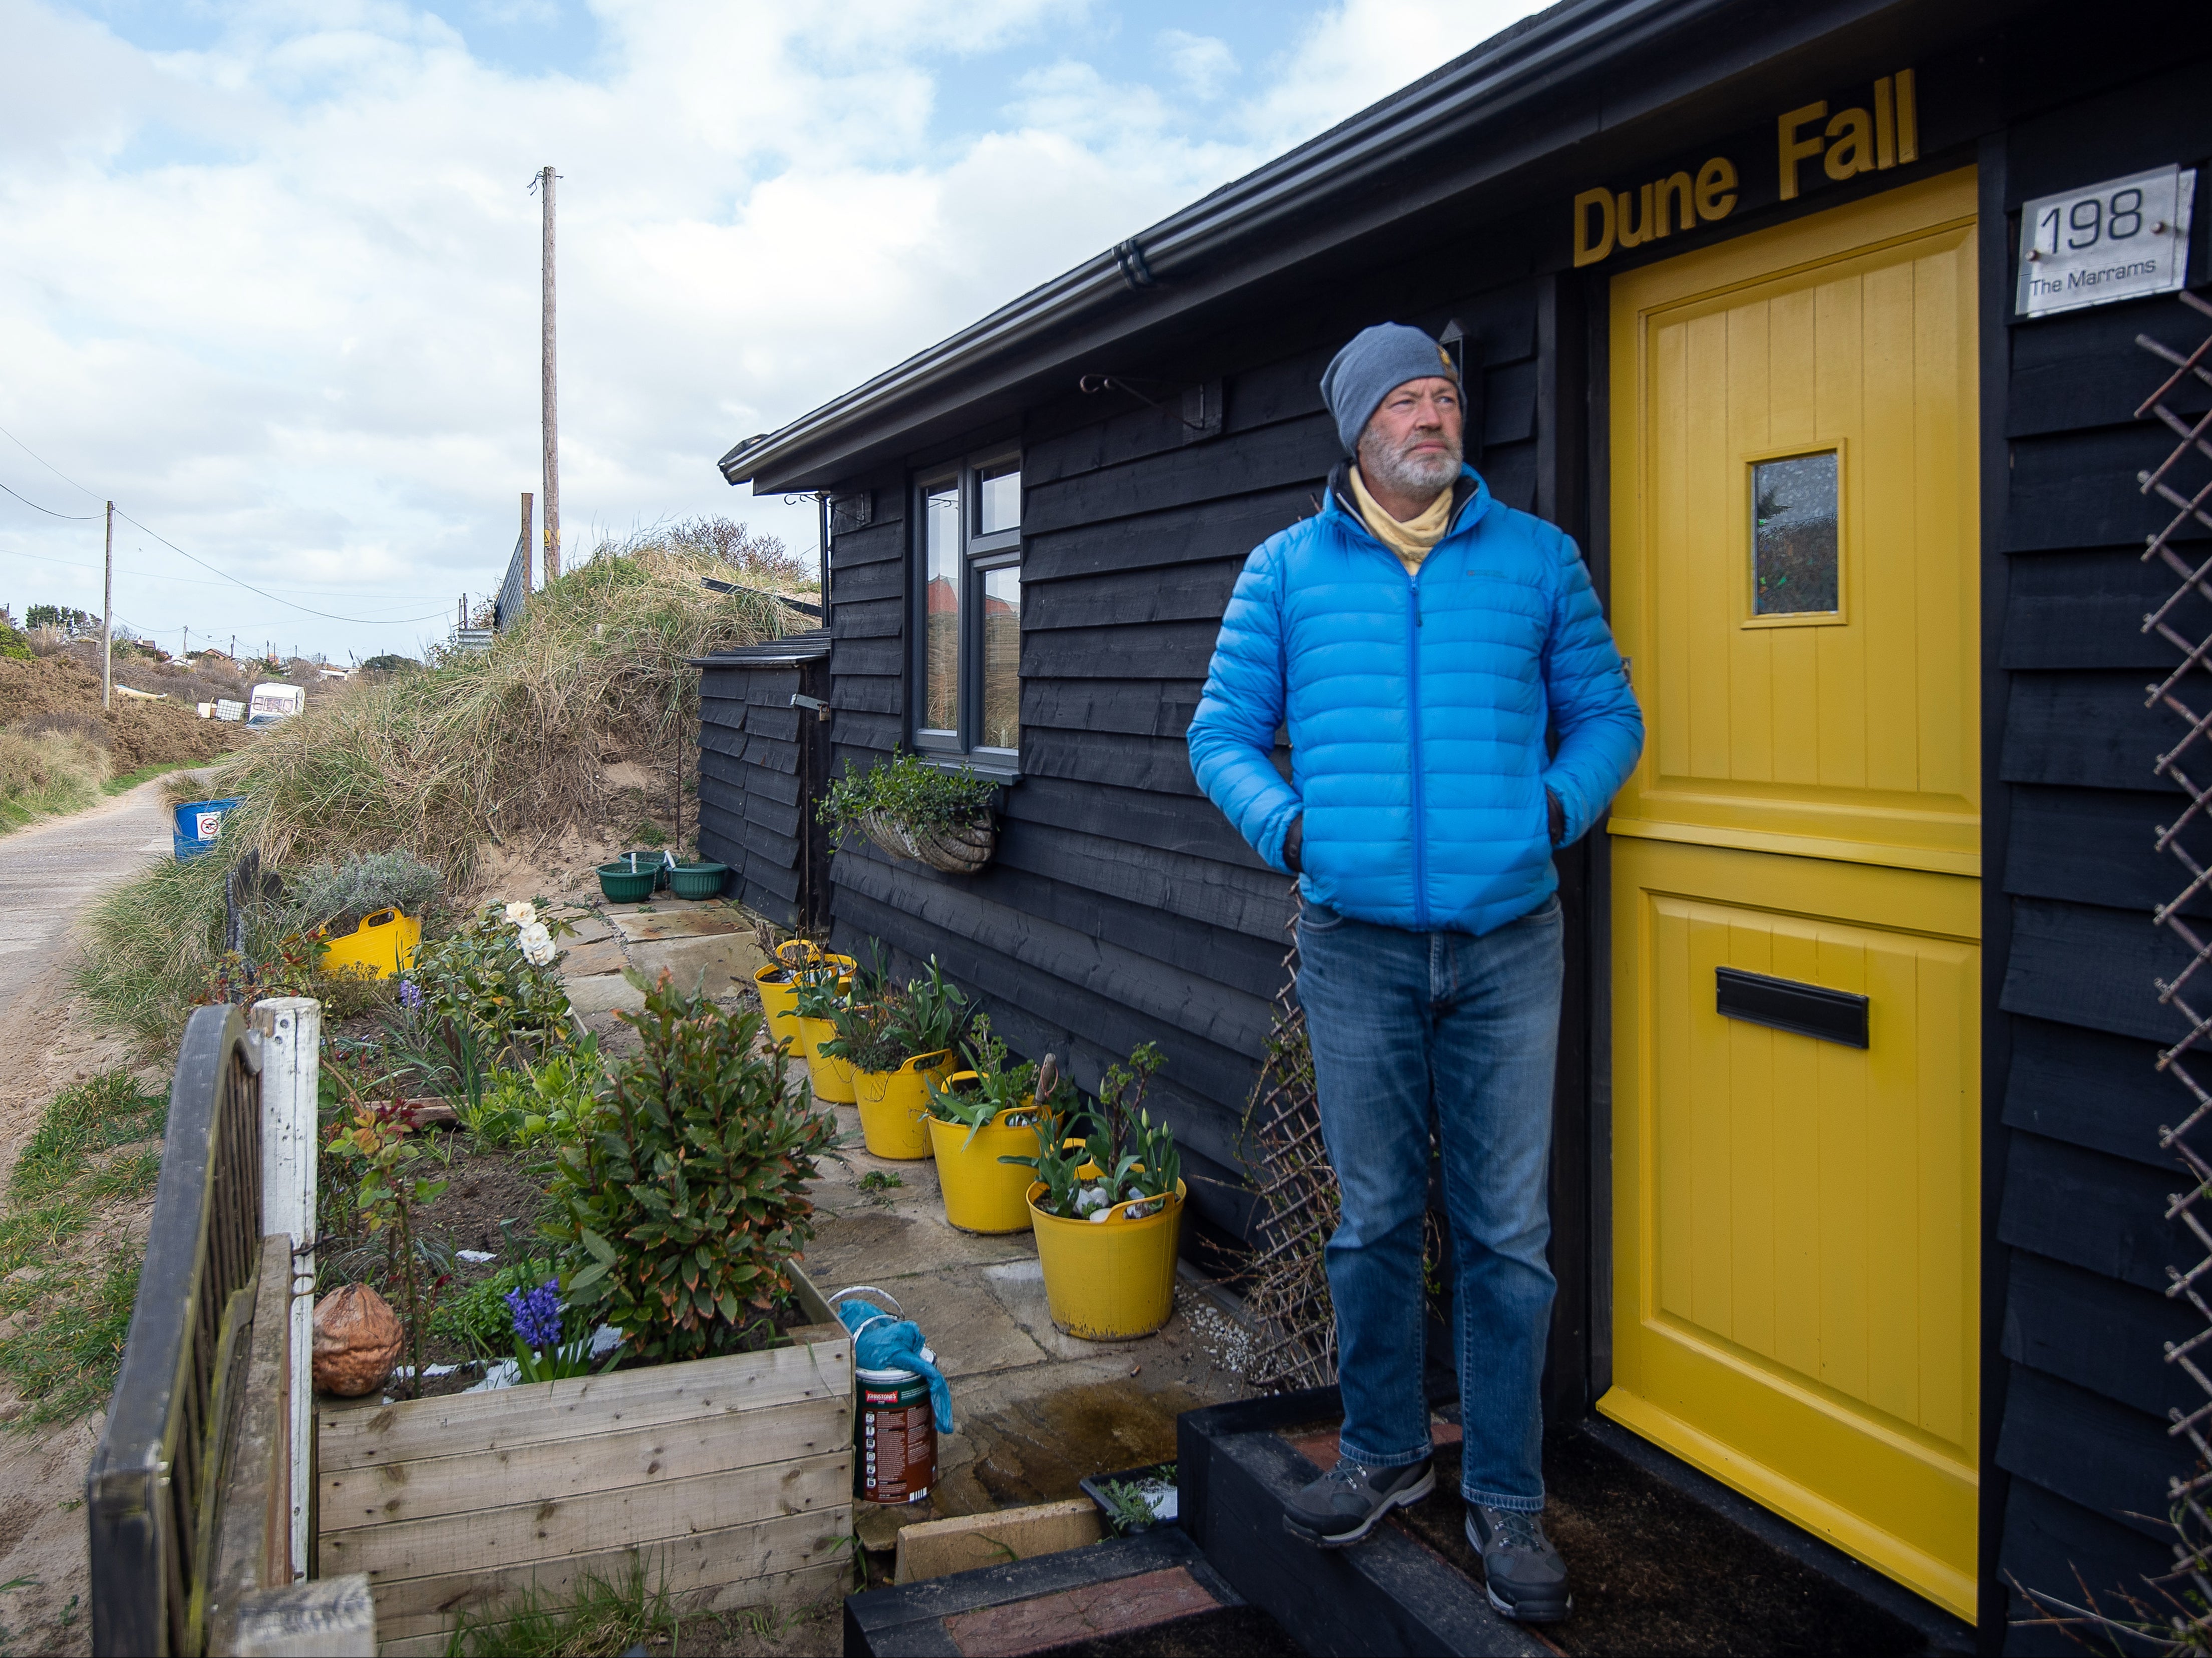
[844,1525,1296,1657]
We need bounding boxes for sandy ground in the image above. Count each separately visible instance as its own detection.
[0,776,197,1654]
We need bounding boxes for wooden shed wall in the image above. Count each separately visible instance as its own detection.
[698,642,830,930]
[1986,62,2212,1649]
[819,279,1555,1256]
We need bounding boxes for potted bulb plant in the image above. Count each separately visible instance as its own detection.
[824,957,971,1160]
[791,957,858,1104]
[924,1019,1070,1234]
[1006,1042,1184,1340]
[752,938,820,1053]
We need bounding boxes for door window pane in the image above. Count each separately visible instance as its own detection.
[923,483,961,731]
[980,564,1021,749]
[979,462,1021,536]
[1751,451,1839,615]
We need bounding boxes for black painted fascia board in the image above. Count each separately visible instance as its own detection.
[721,0,1931,494]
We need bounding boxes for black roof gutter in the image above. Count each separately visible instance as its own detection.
[718,0,1903,493]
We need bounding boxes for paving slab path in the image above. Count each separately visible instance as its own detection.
[0,774,202,1014]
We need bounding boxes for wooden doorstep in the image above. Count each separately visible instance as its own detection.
[894,1498,1106,1584]
[322,1393,847,1532]
[323,1448,851,1585]
[373,1559,851,1658]
[369,1507,847,1640]
[318,1333,852,1470]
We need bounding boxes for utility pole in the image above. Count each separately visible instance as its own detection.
[101,501,113,710]
[182,626,189,659]
[520,491,534,593]
[537,164,561,583]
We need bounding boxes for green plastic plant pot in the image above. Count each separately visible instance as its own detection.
[596,862,657,903]
[618,848,672,888]
[668,862,729,900]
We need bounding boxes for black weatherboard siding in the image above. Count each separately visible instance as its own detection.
[694,631,831,932]
[1987,52,2212,1655]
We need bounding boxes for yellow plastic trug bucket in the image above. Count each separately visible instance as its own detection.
[1027,1178,1185,1340]
[798,1016,858,1104]
[926,1079,1047,1234]
[754,965,805,1051]
[317,908,421,980]
[854,1051,951,1160]
[754,939,821,1053]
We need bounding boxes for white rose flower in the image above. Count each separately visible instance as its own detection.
[517,922,556,966]
[504,901,537,927]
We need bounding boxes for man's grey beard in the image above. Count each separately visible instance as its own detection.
[1357,426,1462,501]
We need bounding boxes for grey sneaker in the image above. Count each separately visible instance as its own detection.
[1282,1456,1435,1547]
[1465,1503,1570,1622]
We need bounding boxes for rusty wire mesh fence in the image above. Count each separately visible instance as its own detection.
[1240,909,1342,1392]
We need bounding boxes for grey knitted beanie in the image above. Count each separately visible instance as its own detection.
[1319,323,1459,456]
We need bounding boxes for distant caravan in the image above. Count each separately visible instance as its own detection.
[246,683,305,730]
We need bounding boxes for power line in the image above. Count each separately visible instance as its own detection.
[113,509,453,625]
[0,421,101,503]
[0,477,102,520]
[2,420,464,627]
[0,542,460,607]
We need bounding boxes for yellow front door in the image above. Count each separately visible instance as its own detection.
[1600,168,1980,1618]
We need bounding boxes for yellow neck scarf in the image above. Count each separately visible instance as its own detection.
[1349,467,1454,574]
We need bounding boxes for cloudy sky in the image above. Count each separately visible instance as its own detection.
[1,0,1542,661]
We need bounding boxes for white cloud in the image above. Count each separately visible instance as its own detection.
[0,0,1538,657]
[1158,29,1235,101]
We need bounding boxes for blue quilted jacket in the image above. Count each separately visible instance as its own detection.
[1187,463,1644,934]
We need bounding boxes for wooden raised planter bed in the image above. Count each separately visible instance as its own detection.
[315,1267,853,1655]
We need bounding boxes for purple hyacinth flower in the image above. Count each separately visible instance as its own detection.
[397,980,424,1010]
[504,1279,564,1352]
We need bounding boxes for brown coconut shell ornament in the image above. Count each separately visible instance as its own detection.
[312,1283,403,1397]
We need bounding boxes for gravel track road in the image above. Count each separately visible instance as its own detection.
[0,775,201,1013]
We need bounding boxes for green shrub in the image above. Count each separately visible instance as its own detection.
[286,850,444,933]
[546,973,836,1364]
[409,907,573,1050]
[0,622,31,662]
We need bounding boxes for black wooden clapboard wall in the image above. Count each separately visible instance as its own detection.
[694,631,832,932]
[1986,60,2212,1643]
[811,280,1555,1262]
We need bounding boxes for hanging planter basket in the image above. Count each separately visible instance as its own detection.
[861,811,997,876]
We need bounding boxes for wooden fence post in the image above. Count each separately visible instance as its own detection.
[250,997,321,1583]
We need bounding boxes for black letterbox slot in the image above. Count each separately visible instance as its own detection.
[1714,966,1869,1048]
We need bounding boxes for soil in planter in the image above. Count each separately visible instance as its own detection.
[328,1145,556,1399]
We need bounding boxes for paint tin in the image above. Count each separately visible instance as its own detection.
[855,1364,935,1504]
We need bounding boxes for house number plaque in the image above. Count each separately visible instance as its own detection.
[2016,164,2195,319]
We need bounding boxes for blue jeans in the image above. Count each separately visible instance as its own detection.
[1295,895,1563,1513]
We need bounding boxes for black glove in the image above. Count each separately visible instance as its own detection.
[1546,788,1565,847]
[1284,816,1304,874]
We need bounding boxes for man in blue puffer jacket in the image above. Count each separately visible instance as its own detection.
[1188,322,1642,1623]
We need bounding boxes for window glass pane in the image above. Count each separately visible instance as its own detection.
[979,462,1021,536]
[923,484,961,731]
[980,564,1021,750]
[1751,451,1839,615]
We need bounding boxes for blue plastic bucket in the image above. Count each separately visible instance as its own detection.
[173,798,243,860]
